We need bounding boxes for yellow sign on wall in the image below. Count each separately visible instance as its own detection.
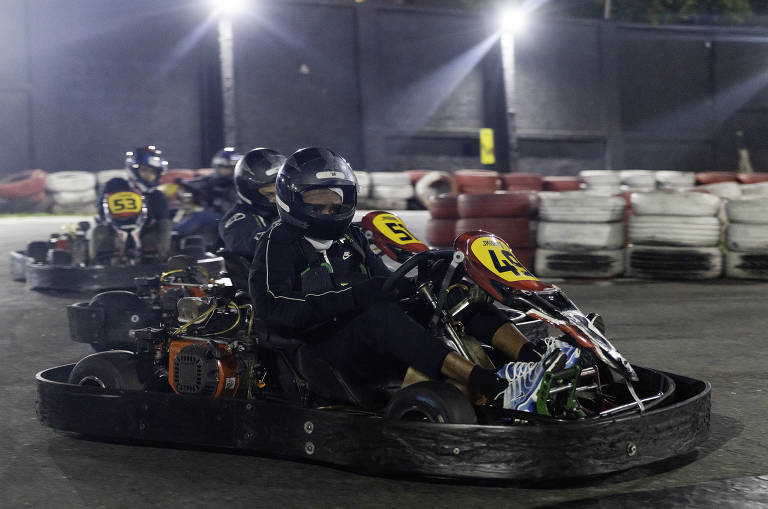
[479,128,495,165]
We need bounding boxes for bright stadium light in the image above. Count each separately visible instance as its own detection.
[210,0,247,15]
[499,6,530,34]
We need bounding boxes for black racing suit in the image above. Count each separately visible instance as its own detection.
[248,222,506,384]
[218,203,274,260]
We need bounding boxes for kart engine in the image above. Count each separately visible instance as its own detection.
[168,339,239,397]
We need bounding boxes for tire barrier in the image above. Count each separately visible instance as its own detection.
[740,182,768,197]
[454,170,500,194]
[619,170,656,192]
[737,173,768,184]
[457,191,538,218]
[406,169,432,186]
[52,203,98,215]
[724,251,768,279]
[696,181,742,200]
[456,217,536,248]
[542,176,581,192]
[355,171,371,199]
[0,190,52,214]
[723,196,768,279]
[0,169,46,199]
[626,245,723,279]
[534,248,624,278]
[357,171,412,210]
[425,218,456,247]
[726,223,768,252]
[696,171,737,185]
[538,222,624,251]
[655,171,696,190]
[414,171,455,209]
[45,171,96,193]
[500,173,542,191]
[627,190,722,279]
[726,196,768,224]
[427,193,459,219]
[630,191,721,217]
[579,170,621,195]
[96,169,129,187]
[52,188,97,206]
[539,192,625,223]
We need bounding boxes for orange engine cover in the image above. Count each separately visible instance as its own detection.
[168,338,239,397]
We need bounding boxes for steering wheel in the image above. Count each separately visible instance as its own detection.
[381,249,454,294]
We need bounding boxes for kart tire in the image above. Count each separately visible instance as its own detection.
[629,215,721,247]
[425,218,456,247]
[695,181,742,200]
[724,250,768,279]
[740,182,768,197]
[500,173,542,191]
[457,191,538,218]
[406,169,431,185]
[580,170,621,186]
[354,171,371,199]
[0,169,46,199]
[456,217,536,247]
[415,171,455,208]
[45,171,96,193]
[738,173,768,184]
[534,248,625,278]
[626,245,723,279]
[86,291,151,351]
[539,192,626,223]
[619,170,656,190]
[385,381,477,424]
[26,241,49,263]
[537,221,624,251]
[542,176,582,192]
[427,194,459,219]
[726,197,768,224]
[52,188,97,206]
[67,350,145,391]
[454,170,500,194]
[655,171,696,189]
[696,171,737,184]
[726,223,768,252]
[630,191,721,217]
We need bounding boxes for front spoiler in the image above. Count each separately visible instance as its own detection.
[36,364,710,481]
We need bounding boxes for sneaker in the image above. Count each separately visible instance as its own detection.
[539,337,581,369]
[495,352,566,413]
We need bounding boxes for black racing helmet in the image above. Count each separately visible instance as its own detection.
[125,145,167,192]
[276,147,358,240]
[211,147,242,175]
[234,147,285,217]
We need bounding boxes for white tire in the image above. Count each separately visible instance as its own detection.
[415,171,454,208]
[626,245,722,279]
[724,250,768,279]
[726,196,768,224]
[45,171,97,193]
[630,191,721,216]
[52,188,97,206]
[620,170,656,189]
[726,223,768,251]
[52,203,97,215]
[97,169,129,186]
[537,222,624,251]
[655,171,696,189]
[371,185,414,200]
[354,171,371,199]
[538,192,626,223]
[579,170,621,186]
[583,185,621,196]
[629,215,721,247]
[740,182,768,197]
[358,197,408,210]
[696,182,742,200]
[534,248,625,278]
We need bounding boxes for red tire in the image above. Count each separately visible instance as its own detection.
[425,218,456,247]
[0,169,47,199]
[500,173,542,191]
[738,173,768,184]
[162,169,197,184]
[406,169,432,186]
[427,193,459,219]
[455,217,536,247]
[696,171,737,184]
[542,176,582,191]
[457,191,538,218]
[454,170,500,194]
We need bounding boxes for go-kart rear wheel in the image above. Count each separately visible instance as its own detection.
[68,351,145,391]
[385,381,477,424]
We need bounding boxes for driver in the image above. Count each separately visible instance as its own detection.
[91,146,172,264]
[249,147,576,411]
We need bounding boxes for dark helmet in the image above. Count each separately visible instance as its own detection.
[234,147,285,217]
[211,147,242,173]
[125,145,167,192]
[276,147,357,240]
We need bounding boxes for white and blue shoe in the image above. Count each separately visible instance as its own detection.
[495,352,566,412]
[539,337,581,369]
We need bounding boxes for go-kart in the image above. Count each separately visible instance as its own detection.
[10,188,214,292]
[37,213,710,481]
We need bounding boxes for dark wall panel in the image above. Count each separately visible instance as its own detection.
[515,22,603,132]
[0,0,28,89]
[624,140,715,171]
[0,93,32,173]
[518,139,605,176]
[26,0,210,171]
[233,3,362,167]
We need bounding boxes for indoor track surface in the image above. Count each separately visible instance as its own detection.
[2,214,768,508]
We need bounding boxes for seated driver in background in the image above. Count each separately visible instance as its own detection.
[248,147,578,411]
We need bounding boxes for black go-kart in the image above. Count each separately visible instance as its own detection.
[10,188,215,293]
[37,212,710,481]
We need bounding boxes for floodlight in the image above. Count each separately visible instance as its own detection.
[210,0,247,15]
[499,6,529,34]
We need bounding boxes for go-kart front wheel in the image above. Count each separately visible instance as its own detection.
[67,351,145,391]
[385,381,477,424]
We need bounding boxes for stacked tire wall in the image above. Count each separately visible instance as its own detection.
[46,171,97,215]
[724,196,768,279]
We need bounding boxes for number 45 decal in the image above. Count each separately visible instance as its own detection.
[488,248,532,277]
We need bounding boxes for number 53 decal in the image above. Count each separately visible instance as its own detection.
[470,236,537,282]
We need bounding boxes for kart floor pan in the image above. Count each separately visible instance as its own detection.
[25,262,167,292]
[36,365,710,481]
[10,250,29,281]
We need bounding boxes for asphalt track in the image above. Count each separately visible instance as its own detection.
[1,214,768,508]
